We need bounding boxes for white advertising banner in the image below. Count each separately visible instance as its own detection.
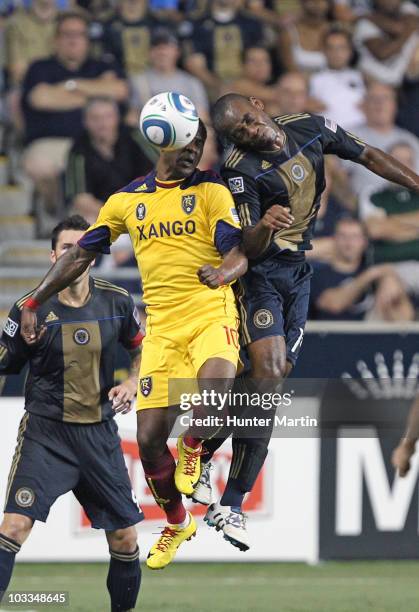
[0,398,319,563]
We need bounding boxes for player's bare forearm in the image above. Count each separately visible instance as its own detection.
[197,246,247,289]
[358,146,419,192]
[242,205,294,259]
[392,395,419,476]
[32,245,96,304]
[21,246,97,344]
[128,348,141,384]
[110,349,140,414]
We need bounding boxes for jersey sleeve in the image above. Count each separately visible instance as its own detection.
[78,194,126,254]
[119,295,144,351]
[313,114,366,160]
[221,166,262,228]
[204,182,243,255]
[0,303,31,374]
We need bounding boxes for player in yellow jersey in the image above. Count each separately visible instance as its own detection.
[19,120,248,570]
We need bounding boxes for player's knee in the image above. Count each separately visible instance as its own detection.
[253,355,287,381]
[0,513,33,545]
[107,526,138,554]
[137,428,165,460]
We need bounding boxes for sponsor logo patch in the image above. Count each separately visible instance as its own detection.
[228,177,244,194]
[291,163,305,182]
[325,117,337,133]
[4,318,18,338]
[73,328,90,345]
[261,160,272,170]
[182,194,196,214]
[15,487,35,508]
[136,203,146,220]
[45,311,59,323]
[140,376,153,397]
[253,309,274,329]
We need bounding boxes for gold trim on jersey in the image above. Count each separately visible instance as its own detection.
[273,151,317,251]
[62,322,102,423]
[224,147,245,169]
[4,412,30,509]
[93,278,129,297]
[235,279,251,345]
[238,203,252,228]
[0,345,7,362]
[344,130,366,147]
[276,113,311,126]
[16,290,35,310]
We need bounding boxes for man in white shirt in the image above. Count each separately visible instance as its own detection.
[310,27,365,130]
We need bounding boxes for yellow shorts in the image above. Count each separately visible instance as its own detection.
[137,310,240,410]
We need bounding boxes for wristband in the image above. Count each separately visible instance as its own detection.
[218,274,226,285]
[24,297,40,311]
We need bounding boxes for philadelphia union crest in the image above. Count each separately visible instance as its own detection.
[182,194,196,214]
[73,328,90,345]
[136,203,146,220]
[140,377,153,397]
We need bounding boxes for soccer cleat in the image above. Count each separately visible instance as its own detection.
[191,461,214,505]
[174,435,202,495]
[146,512,197,570]
[204,501,250,552]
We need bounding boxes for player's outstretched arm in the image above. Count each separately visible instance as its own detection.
[21,245,97,345]
[392,394,419,477]
[357,145,419,193]
[242,205,294,259]
[198,245,248,289]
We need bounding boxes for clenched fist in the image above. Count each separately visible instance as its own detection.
[261,205,294,231]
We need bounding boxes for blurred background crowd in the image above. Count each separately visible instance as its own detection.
[1,0,419,323]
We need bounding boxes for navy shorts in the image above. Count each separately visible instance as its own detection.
[235,258,312,366]
[4,412,144,530]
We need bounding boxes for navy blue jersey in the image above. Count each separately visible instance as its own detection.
[0,278,142,423]
[221,113,365,261]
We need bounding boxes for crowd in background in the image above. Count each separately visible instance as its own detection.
[1,0,419,321]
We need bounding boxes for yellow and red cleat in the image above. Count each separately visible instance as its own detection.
[146,512,197,570]
[174,435,202,495]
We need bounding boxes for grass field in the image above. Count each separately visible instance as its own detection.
[3,561,419,612]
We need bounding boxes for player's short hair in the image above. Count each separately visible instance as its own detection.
[197,119,207,142]
[51,215,90,250]
[211,93,246,136]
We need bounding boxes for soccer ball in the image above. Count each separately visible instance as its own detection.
[139,92,199,151]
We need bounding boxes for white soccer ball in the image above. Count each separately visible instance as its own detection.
[139,92,199,151]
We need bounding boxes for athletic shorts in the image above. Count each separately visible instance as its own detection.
[4,412,143,530]
[137,298,240,409]
[235,257,312,366]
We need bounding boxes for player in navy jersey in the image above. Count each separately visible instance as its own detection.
[0,216,144,611]
[192,93,419,551]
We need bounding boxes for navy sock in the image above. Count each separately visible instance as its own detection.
[107,546,141,612]
[0,534,21,601]
[220,478,246,510]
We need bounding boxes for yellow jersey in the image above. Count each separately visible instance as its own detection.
[79,169,242,318]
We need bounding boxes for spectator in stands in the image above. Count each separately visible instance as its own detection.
[276,71,310,115]
[346,82,419,195]
[397,43,419,139]
[226,46,281,116]
[184,0,265,100]
[65,97,153,224]
[5,0,57,87]
[310,27,365,130]
[129,27,209,122]
[310,217,414,321]
[278,0,329,74]
[21,13,128,225]
[103,0,165,76]
[353,0,419,86]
